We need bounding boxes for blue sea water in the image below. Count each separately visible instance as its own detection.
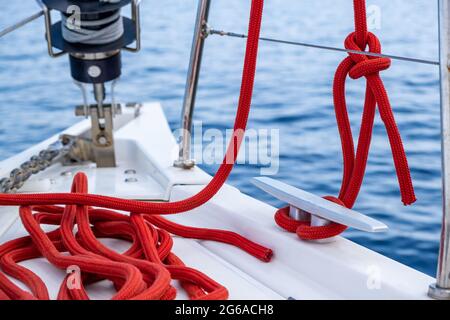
[0,1,442,277]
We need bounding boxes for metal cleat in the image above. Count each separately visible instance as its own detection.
[252,177,388,235]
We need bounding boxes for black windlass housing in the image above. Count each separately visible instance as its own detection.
[41,0,138,84]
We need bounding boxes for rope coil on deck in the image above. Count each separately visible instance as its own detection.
[0,0,270,300]
[274,0,416,241]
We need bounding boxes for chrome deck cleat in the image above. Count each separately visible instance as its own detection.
[252,177,388,236]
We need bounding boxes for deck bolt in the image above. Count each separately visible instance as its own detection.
[60,171,72,177]
[124,169,137,175]
[97,136,108,146]
[125,177,138,183]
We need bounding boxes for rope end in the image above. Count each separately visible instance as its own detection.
[261,249,274,263]
[402,195,417,206]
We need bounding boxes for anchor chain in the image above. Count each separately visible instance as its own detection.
[0,136,76,193]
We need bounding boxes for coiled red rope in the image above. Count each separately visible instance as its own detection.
[0,0,270,300]
[275,0,416,241]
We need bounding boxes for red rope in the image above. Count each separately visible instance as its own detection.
[275,0,416,241]
[0,0,270,300]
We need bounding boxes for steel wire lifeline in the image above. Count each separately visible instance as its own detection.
[0,0,269,300]
[275,0,416,240]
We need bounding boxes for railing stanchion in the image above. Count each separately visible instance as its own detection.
[429,0,450,300]
[174,0,211,169]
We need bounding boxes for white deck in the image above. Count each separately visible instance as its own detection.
[0,103,434,300]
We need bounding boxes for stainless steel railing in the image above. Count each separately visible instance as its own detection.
[174,0,211,169]
[429,0,450,300]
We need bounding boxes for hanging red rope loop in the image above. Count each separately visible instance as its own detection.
[0,0,269,300]
[275,0,416,241]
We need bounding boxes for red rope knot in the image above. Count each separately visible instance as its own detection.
[345,31,391,80]
[341,29,416,207]
[274,196,348,241]
[273,1,416,241]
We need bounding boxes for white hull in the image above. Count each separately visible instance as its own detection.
[0,103,433,300]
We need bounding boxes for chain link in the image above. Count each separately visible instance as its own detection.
[0,136,75,193]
